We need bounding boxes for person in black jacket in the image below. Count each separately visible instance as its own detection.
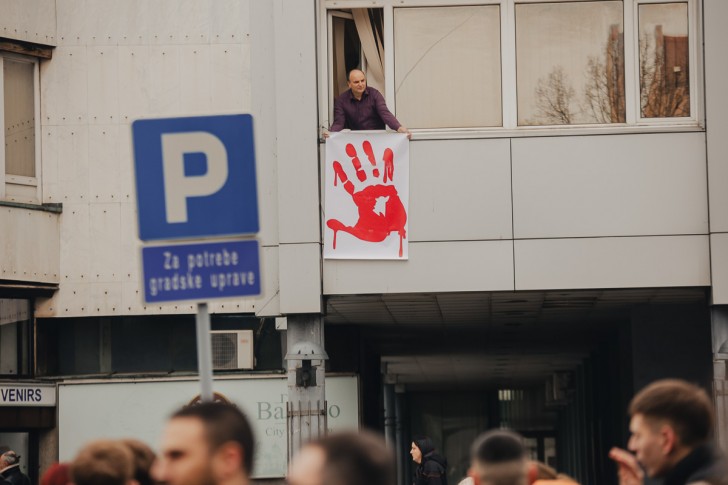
[411,437,448,485]
[0,452,31,485]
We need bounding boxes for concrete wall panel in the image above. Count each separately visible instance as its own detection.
[210,44,251,113]
[512,133,708,239]
[279,243,322,314]
[409,139,512,241]
[0,0,56,45]
[89,203,121,282]
[274,0,320,244]
[41,47,89,125]
[55,126,90,202]
[250,1,278,247]
[711,234,728,305]
[0,207,59,284]
[88,125,121,202]
[87,46,119,124]
[117,46,151,122]
[323,240,514,295]
[514,235,710,290]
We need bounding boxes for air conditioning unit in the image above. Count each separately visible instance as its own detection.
[211,330,254,370]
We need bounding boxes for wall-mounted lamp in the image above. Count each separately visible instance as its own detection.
[285,341,329,388]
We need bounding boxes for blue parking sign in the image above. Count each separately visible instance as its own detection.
[132,115,259,241]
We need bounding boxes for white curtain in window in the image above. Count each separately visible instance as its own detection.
[332,17,349,98]
[352,9,385,94]
[394,6,502,129]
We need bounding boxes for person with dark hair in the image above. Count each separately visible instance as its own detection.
[119,439,156,485]
[152,402,255,485]
[470,430,528,485]
[411,437,447,485]
[609,379,728,485]
[0,451,31,485]
[287,430,395,485]
[70,440,136,485]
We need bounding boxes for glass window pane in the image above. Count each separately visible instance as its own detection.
[4,59,35,177]
[394,6,501,129]
[516,2,624,126]
[639,3,689,118]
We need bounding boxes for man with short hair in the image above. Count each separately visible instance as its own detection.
[470,430,529,485]
[70,440,137,485]
[327,69,410,139]
[152,402,255,485]
[0,452,30,485]
[609,379,728,485]
[287,431,395,485]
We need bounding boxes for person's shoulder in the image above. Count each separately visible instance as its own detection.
[366,87,384,98]
[334,89,352,103]
[423,458,446,473]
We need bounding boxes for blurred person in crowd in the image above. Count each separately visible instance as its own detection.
[120,440,155,485]
[70,440,137,485]
[526,461,578,485]
[40,463,70,485]
[411,437,448,485]
[152,402,254,485]
[471,430,528,485]
[287,430,395,485]
[0,451,31,485]
[456,467,479,485]
[609,379,728,485]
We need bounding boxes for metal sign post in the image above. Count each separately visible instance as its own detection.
[132,114,260,403]
[196,303,214,402]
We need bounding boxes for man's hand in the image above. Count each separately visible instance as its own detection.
[323,130,330,139]
[397,126,412,140]
[609,448,644,485]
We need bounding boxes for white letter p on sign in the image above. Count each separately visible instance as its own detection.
[161,132,229,223]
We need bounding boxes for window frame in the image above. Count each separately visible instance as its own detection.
[0,52,41,203]
[317,0,701,138]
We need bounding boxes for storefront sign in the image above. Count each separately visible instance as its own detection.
[58,375,358,478]
[0,383,56,407]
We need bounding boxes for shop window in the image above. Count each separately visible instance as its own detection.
[394,6,501,128]
[516,1,625,126]
[1,54,39,203]
[638,2,690,118]
[36,315,282,376]
[0,299,31,377]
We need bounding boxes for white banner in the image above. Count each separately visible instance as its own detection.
[58,375,359,479]
[324,132,409,260]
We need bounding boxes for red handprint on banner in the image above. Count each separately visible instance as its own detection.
[326,140,407,257]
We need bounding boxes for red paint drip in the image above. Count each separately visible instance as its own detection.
[383,148,394,183]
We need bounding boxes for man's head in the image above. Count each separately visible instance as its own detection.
[153,402,255,485]
[347,70,367,99]
[70,440,136,485]
[0,451,20,471]
[287,431,395,485]
[471,430,528,485]
[626,379,714,478]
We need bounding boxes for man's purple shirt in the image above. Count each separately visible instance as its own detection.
[329,87,402,132]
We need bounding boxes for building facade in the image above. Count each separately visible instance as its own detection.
[1,1,727,484]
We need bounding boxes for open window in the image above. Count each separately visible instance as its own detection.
[327,8,385,125]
